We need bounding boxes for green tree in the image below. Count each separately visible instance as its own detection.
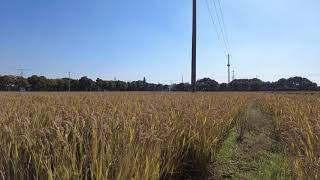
[0,75,15,90]
[79,76,94,91]
[15,77,30,89]
[28,75,49,91]
[196,78,219,91]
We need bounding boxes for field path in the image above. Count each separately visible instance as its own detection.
[209,102,291,179]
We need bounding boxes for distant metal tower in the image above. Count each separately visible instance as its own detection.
[227,54,230,84]
[17,68,30,77]
[182,74,184,83]
[68,72,71,91]
[232,69,235,81]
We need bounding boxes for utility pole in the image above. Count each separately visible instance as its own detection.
[227,54,230,84]
[68,72,71,92]
[191,0,197,92]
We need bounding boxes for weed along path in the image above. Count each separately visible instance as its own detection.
[210,103,291,179]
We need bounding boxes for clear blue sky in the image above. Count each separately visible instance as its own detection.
[0,0,319,84]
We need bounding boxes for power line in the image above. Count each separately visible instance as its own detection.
[216,0,230,50]
[204,0,228,54]
[211,0,230,53]
[204,0,231,83]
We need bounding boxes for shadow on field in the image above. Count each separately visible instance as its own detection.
[160,146,210,180]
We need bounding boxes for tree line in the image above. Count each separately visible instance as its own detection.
[0,75,318,92]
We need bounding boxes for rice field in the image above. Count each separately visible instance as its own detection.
[258,94,320,179]
[0,92,247,179]
[0,92,319,179]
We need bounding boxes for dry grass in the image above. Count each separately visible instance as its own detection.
[0,92,247,180]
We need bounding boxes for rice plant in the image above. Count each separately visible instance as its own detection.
[0,92,247,180]
[258,94,320,179]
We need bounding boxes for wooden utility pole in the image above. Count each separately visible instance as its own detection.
[191,0,197,92]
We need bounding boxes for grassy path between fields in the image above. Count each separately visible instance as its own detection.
[209,103,292,180]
